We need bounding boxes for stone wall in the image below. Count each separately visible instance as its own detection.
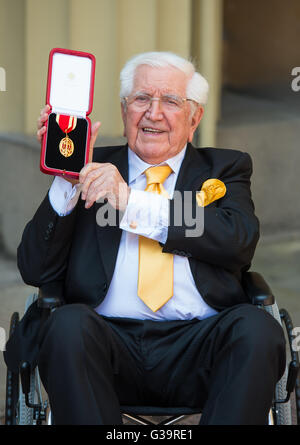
[217,90,300,237]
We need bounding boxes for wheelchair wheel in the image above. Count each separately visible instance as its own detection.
[18,293,48,425]
[265,303,297,425]
[18,367,46,425]
[273,363,292,425]
[5,312,20,425]
[5,294,48,425]
[280,308,300,425]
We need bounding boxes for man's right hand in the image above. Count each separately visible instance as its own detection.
[37,104,51,143]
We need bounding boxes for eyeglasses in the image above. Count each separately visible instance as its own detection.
[123,93,196,112]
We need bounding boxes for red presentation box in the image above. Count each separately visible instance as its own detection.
[40,48,96,179]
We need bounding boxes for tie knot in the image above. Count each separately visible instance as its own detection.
[145,165,172,186]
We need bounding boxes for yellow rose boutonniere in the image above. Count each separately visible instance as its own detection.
[196,179,226,207]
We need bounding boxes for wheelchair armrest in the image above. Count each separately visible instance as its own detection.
[38,282,64,310]
[242,271,275,306]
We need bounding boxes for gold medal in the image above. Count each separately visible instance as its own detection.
[56,114,77,158]
[59,135,74,157]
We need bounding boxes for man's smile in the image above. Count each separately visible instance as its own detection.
[140,127,166,136]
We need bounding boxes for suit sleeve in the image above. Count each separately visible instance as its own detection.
[17,192,78,287]
[162,152,260,272]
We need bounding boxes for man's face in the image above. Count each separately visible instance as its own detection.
[121,65,204,164]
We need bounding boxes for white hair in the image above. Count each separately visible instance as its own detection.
[119,51,209,106]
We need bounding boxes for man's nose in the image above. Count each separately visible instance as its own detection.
[146,99,163,120]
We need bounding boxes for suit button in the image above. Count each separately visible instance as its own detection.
[48,222,54,230]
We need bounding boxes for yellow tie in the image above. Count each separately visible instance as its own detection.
[137,165,174,312]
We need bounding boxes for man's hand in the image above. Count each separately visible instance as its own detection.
[37,105,51,143]
[36,105,101,186]
[79,163,131,212]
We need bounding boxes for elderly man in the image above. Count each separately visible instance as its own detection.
[12,52,285,425]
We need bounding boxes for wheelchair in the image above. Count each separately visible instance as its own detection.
[4,271,300,426]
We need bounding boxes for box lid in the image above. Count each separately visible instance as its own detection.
[46,48,96,117]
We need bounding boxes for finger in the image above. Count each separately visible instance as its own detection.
[37,126,47,142]
[85,189,108,209]
[37,113,49,130]
[79,162,101,185]
[83,171,111,200]
[79,161,110,184]
[88,121,101,163]
[39,104,50,116]
[90,121,101,148]
[84,174,109,208]
[81,166,106,199]
[39,105,50,122]
[81,167,112,200]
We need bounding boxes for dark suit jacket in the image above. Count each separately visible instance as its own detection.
[17,143,259,311]
[5,143,259,371]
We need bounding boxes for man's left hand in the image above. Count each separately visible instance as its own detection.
[79,162,131,211]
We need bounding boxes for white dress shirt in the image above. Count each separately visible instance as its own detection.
[48,146,218,321]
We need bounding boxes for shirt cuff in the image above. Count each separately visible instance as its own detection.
[48,176,81,216]
[120,189,169,244]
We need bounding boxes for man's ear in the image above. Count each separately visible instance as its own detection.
[121,102,127,137]
[188,106,204,142]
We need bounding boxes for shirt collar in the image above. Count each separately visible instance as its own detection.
[128,144,187,184]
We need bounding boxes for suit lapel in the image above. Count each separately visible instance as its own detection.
[94,145,129,284]
[174,143,211,193]
[174,144,212,282]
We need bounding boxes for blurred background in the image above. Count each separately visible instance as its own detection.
[0,0,299,424]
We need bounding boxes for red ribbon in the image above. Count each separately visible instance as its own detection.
[56,114,77,134]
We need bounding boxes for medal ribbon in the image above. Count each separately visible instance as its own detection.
[56,114,77,134]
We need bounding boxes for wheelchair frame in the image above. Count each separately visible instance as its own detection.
[4,272,300,426]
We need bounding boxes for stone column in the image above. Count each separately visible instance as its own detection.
[24,0,69,134]
[69,0,120,137]
[0,0,25,132]
[192,0,223,147]
[157,0,192,58]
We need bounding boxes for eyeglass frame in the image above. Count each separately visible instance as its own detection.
[122,92,198,112]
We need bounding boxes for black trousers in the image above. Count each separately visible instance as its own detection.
[37,303,286,425]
